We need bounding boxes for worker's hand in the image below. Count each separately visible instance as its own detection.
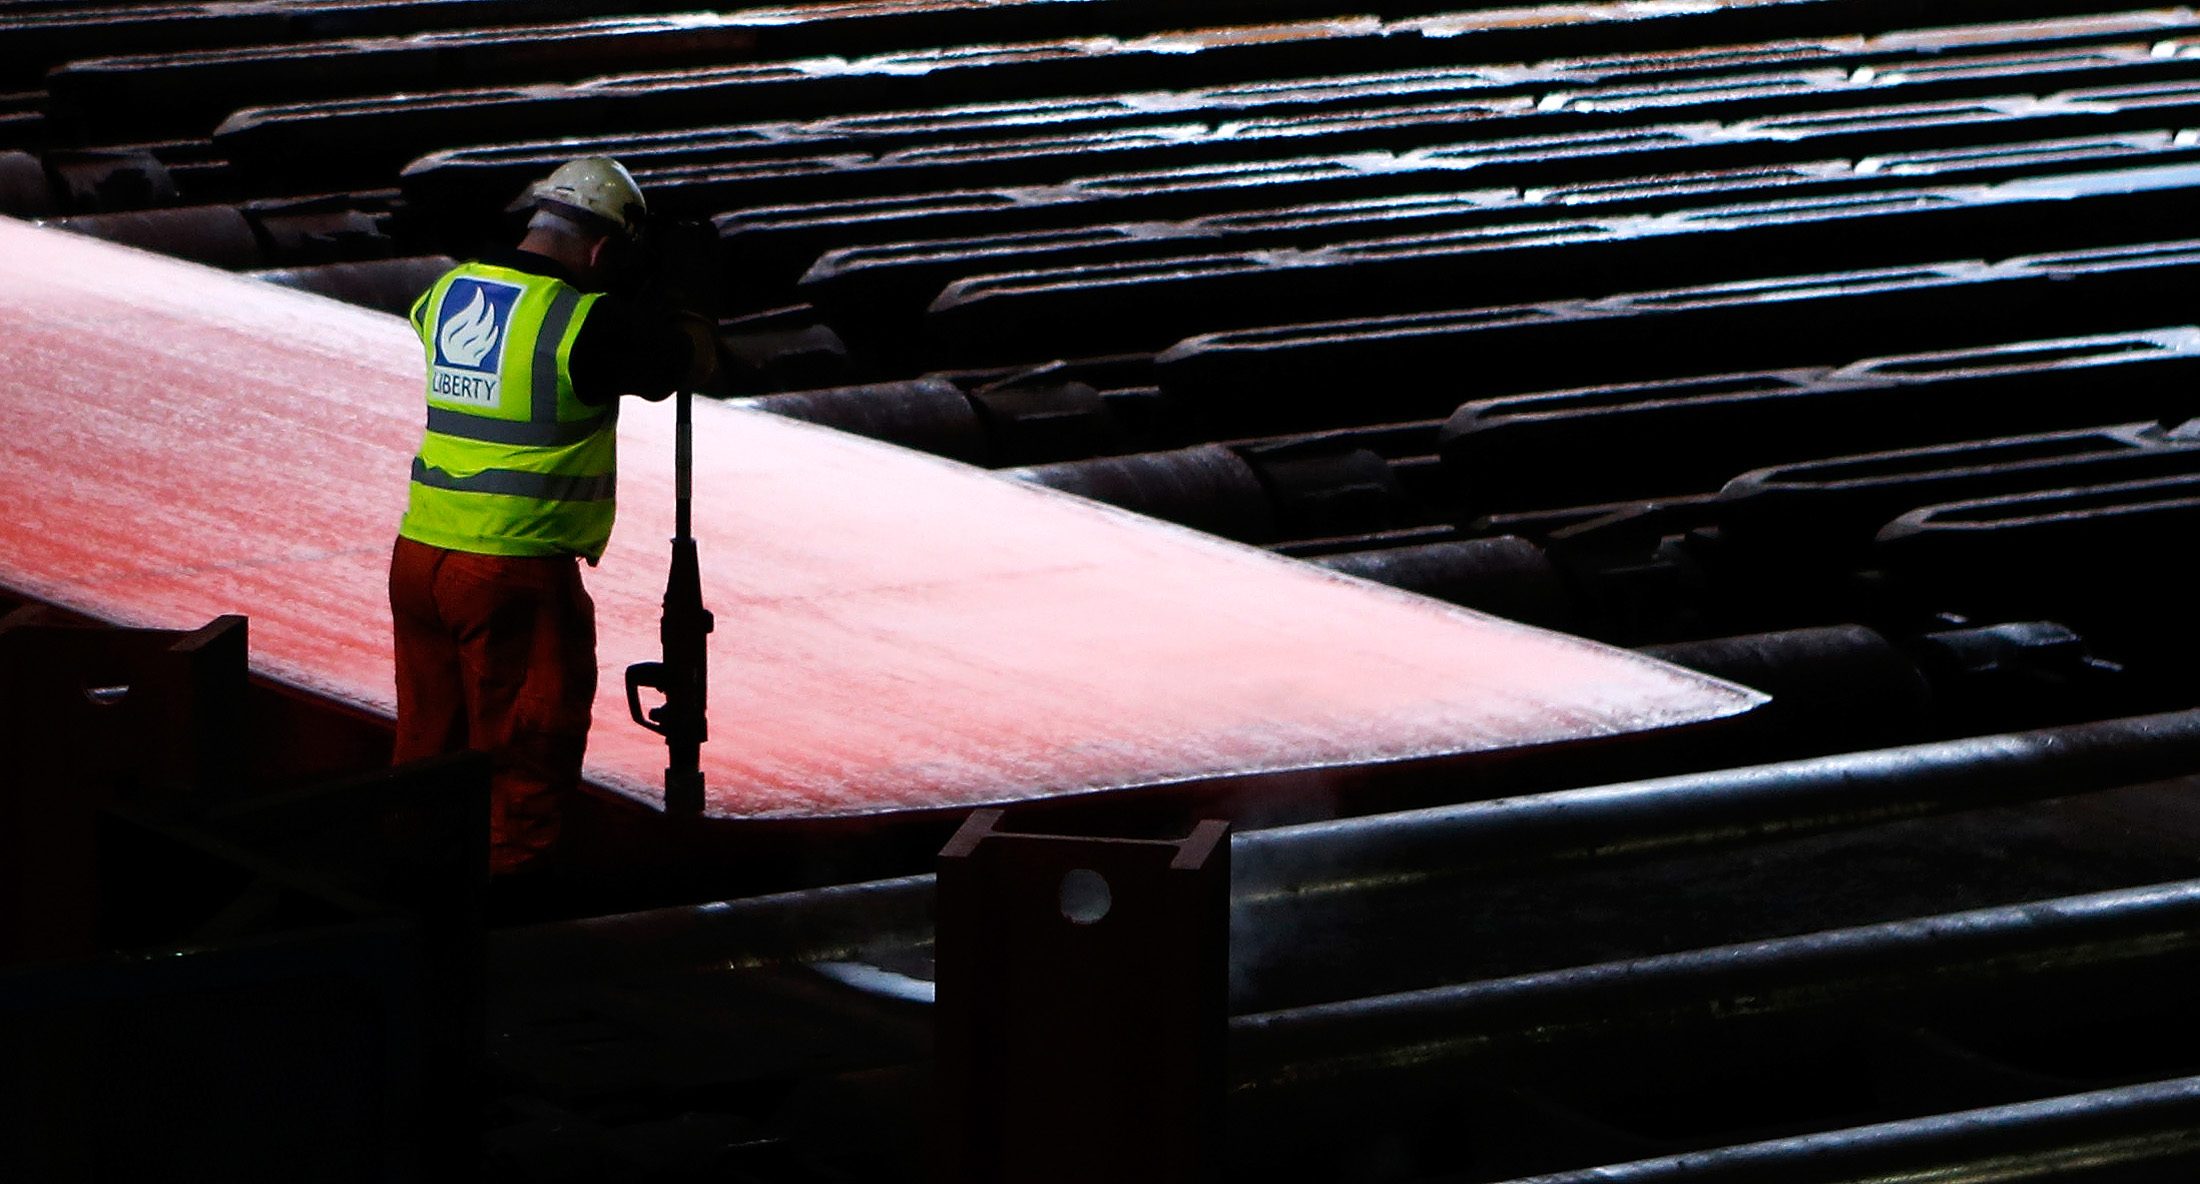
[640,217,724,313]
[675,312,719,389]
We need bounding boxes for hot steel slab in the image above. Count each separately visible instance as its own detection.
[0,218,1760,819]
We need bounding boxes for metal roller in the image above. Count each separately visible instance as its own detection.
[720,78,2200,296]
[1877,471,2200,633]
[48,203,263,269]
[927,163,2200,364]
[1440,330,2200,515]
[0,151,54,217]
[1229,877,2200,1090]
[739,377,989,464]
[1485,1075,2200,1184]
[1716,419,2200,561]
[1310,536,1578,629]
[1156,243,2200,435]
[1007,443,1280,541]
[250,254,454,315]
[214,0,2041,190]
[1642,625,1933,753]
[1231,708,2200,904]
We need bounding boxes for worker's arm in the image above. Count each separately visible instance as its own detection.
[570,216,722,404]
[567,295,714,405]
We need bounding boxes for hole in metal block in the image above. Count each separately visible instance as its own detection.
[1060,868,1112,926]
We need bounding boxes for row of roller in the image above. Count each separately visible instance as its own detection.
[484,709,2200,1181]
[758,249,2200,644]
[440,13,2200,381]
[14,599,2194,1182]
[7,6,2190,350]
[22,0,2103,191]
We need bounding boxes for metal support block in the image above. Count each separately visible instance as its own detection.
[935,809,1229,1184]
[0,609,247,964]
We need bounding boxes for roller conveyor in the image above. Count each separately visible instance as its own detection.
[206,0,1996,188]
[794,124,2200,347]
[924,162,2200,362]
[1155,240,2200,433]
[1439,327,2200,512]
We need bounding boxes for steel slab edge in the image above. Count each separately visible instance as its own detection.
[0,217,1762,820]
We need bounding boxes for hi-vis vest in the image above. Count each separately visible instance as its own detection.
[400,262,619,560]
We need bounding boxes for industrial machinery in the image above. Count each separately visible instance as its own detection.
[12,0,2200,1180]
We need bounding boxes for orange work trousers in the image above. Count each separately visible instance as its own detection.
[388,536,596,875]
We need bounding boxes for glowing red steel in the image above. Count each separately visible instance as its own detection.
[0,218,1761,818]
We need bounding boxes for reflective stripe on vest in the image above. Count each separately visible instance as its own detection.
[410,457,616,503]
[399,261,620,559]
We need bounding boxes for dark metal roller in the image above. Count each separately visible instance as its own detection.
[739,377,988,464]
[722,82,2200,293]
[1877,472,2200,631]
[1236,442,1416,542]
[1440,329,2200,515]
[49,204,264,269]
[1716,419,2200,561]
[52,1,1231,141]
[1486,1075,2200,1184]
[1007,444,1279,541]
[251,254,453,315]
[0,0,736,90]
[962,372,1129,466]
[1641,625,1933,755]
[401,15,2200,218]
[799,114,2200,342]
[670,51,2200,225]
[1156,243,2200,436]
[927,163,2200,364]
[488,872,938,986]
[1229,877,2200,1089]
[1310,536,1578,630]
[717,317,854,395]
[0,151,55,217]
[42,147,181,215]
[1229,708,2200,903]
[217,0,2083,189]
[244,193,402,267]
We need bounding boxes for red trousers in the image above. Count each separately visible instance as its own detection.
[388,537,596,875]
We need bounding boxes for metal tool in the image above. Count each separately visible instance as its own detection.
[625,373,714,818]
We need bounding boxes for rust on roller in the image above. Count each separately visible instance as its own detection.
[0,218,1761,820]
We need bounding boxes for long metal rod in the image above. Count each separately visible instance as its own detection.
[1490,1074,2200,1184]
[1228,877,2200,1091]
[675,385,692,541]
[1231,708,2200,904]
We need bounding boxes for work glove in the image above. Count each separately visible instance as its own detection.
[674,311,720,390]
[638,216,725,314]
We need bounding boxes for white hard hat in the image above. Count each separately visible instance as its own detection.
[532,157,646,240]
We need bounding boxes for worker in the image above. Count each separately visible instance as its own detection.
[388,157,715,883]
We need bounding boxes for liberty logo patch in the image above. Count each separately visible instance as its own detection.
[430,279,521,407]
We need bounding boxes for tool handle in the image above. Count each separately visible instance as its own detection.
[625,660,669,735]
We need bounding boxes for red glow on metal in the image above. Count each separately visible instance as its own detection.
[0,219,1761,819]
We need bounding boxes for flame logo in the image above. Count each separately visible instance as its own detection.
[439,288,502,368]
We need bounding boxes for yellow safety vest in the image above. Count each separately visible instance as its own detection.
[399,261,619,560]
